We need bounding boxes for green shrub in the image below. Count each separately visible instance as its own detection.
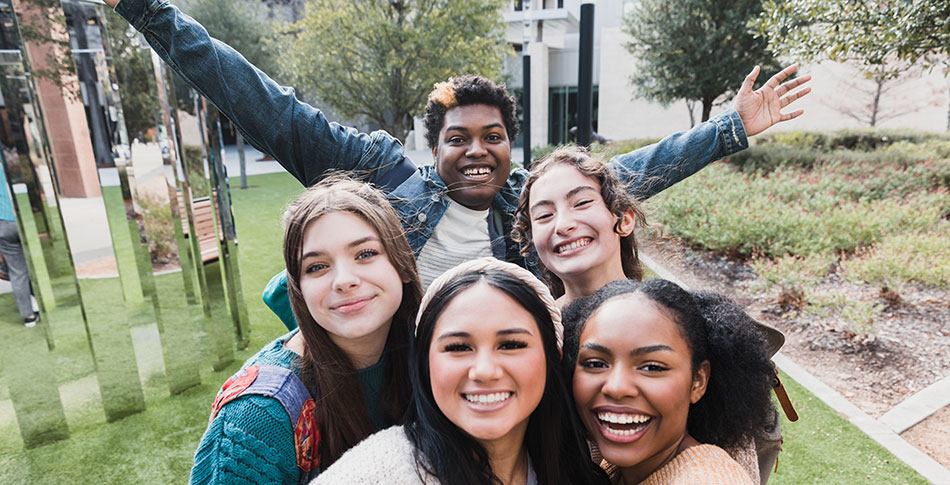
[135,193,177,264]
[646,163,947,258]
[842,225,950,289]
[755,128,948,152]
[592,137,662,161]
[529,144,561,164]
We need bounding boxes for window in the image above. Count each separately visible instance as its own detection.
[548,86,599,145]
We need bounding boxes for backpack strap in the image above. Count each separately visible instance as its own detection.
[210,365,322,476]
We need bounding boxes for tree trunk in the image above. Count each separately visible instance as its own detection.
[701,99,713,123]
[685,100,696,127]
[870,78,883,127]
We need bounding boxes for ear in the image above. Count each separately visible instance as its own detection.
[431,145,439,165]
[690,360,710,404]
[616,208,637,236]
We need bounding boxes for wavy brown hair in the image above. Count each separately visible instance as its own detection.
[511,146,646,297]
[282,175,422,467]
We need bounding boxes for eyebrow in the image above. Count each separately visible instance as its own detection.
[444,122,506,133]
[436,327,534,341]
[529,185,599,212]
[580,342,674,357]
[301,236,379,259]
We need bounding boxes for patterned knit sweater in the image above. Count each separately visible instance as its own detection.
[604,444,753,485]
[190,330,390,484]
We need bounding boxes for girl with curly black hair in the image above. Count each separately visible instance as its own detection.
[562,279,776,484]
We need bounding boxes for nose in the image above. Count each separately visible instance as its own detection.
[554,211,577,236]
[601,367,637,400]
[468,348,503,382]
[332,261,360,292]
[466,138,487,158]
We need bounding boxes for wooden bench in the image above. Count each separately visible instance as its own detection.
[178,194,221,263]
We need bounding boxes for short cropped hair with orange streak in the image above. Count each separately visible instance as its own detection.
[422,75,518,149]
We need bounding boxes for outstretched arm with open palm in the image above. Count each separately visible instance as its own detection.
[735,64,812,137]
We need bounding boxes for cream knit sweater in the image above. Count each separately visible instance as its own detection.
[311,426,436,485]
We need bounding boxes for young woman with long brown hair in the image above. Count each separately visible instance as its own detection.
[191,176,422,483]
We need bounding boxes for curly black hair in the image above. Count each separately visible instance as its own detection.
[422,75,519,149]
[562,278,775,451]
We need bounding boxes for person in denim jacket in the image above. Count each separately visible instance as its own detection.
[107,0,811,329]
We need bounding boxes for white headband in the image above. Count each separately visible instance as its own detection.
[414,257,564,352]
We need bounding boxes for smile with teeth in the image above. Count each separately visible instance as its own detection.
[555,238,591,254]
[463,392,512,405]
[462,166,493,177]
[597,411,652,436]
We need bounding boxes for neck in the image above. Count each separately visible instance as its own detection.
[480,425,530,485]
[330,320,392,369]
[561,263,627,305]
[618,434,699,485]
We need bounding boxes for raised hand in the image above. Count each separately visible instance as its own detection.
[735,64,812,137]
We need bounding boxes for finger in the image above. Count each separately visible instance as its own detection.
[780,108,805,122]
[740,65,761,95]
[767,64,799,89]
[775,74,811,97]
[779,86,811,108]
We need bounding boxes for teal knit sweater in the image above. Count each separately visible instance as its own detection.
[190,330,390,484]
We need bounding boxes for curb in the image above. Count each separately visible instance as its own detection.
[879,376,950,434]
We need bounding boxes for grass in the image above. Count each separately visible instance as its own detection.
[0,171,930,482]
[770,372,926,484]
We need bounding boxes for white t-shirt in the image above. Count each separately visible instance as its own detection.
[416,201,492,288]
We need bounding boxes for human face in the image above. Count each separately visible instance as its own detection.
[428,283,546,450]
[432,104,512,211]
[572,294,708,481]
[528,164,634,296]
[299,211,404,364]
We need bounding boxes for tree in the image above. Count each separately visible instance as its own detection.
[105,10,158,140]
[752,0,950,69]
[622,0,783,123]
[181,0,277,74]
[829,64,921,127]
[181,0,278,188]
[278,0,509,141]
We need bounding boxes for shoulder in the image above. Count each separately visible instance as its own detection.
[192,395,298,484]
[242,330,302,372]
[312,426,432,484]
[640,444,753,485]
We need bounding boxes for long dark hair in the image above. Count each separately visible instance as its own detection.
[283,176,422,466]
[563,279,775,451]
[405,269,608,485]
[512,146,646,297]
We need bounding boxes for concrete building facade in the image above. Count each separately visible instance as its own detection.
[495,0,949,149]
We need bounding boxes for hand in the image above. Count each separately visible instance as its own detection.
[734,64,811,137]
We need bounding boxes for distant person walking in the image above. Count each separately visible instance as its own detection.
[0,165,38,327]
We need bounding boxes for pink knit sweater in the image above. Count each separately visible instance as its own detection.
[605,444,754,485]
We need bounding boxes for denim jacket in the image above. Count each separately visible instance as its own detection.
[116,0,749,328]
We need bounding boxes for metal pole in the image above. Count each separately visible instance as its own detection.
[522,54,531,168]
[522,0,532,167]
[577,2,594,147]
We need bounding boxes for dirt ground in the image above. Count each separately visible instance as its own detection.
[638,233,950,468]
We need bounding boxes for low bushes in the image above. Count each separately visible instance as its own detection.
[632,129,950,337]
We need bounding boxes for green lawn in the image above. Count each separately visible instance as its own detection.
[0,171,929,482]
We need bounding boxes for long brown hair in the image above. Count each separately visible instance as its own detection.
[282,175,422,466]
[512,146,646,297]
